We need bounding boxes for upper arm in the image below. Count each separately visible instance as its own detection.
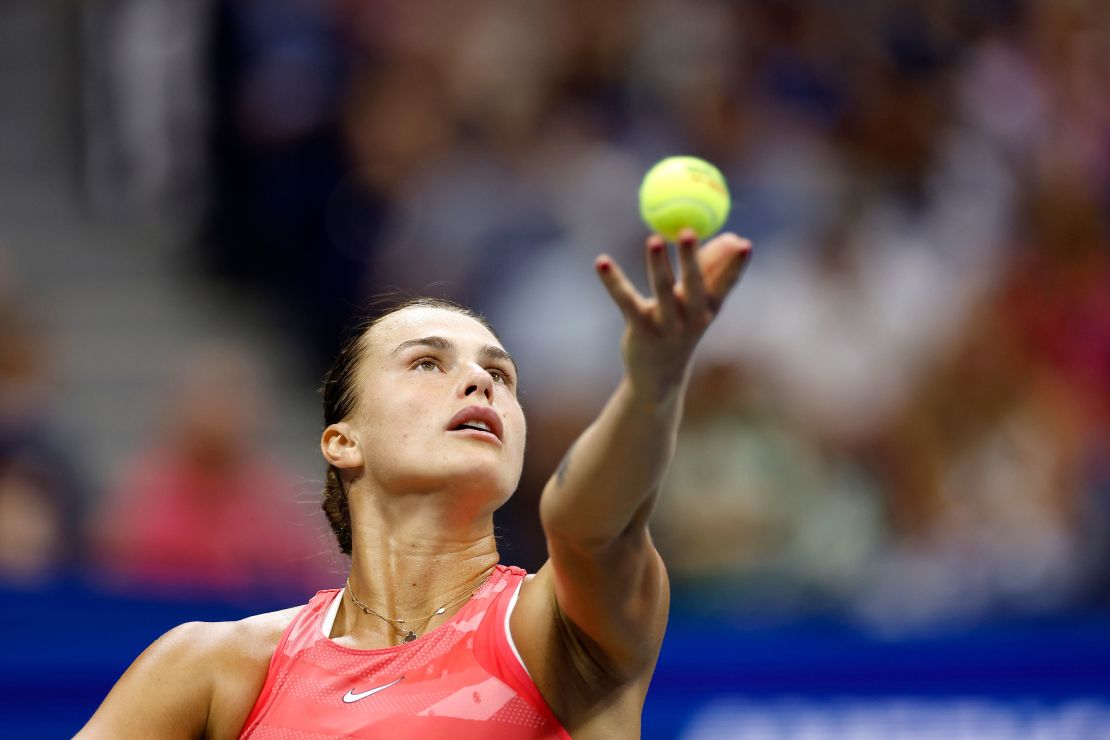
[76,622,217,740]
[513,505,670,687]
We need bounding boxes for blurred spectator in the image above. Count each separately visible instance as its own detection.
[0,449,79,584]
[91,341,332,600]
[82,0,213,214]
[0,298,87,584]
[1005,173,1110,434]
[862,287,1089,630]
[202,0,362,370]
[858,164,1108,629]
[654,363,884,615]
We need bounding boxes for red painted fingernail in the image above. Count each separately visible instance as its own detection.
[649,241,665,255]
[598,261,612,273]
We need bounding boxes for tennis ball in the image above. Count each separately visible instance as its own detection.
[639,156,730,242]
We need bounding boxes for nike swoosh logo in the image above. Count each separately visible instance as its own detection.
[342,676,405,703]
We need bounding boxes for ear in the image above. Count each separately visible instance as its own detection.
[321,422,363,471]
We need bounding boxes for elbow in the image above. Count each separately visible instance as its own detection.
[539,485,620,550]
[540,484,654,552]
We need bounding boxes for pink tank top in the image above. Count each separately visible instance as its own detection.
[239,565,571,738]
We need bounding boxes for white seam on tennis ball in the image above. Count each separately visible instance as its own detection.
[642,196,721,225]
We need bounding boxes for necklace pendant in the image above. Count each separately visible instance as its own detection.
[403,630,418,643]
[435,607,446,615]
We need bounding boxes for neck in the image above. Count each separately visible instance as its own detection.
[347,523,500,616]
[333,482,501,647]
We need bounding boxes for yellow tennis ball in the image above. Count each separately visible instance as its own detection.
[639,156,730,242]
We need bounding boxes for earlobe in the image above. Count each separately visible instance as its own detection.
[321,423,363,470]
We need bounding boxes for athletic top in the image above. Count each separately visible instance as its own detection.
[239,564,571,739]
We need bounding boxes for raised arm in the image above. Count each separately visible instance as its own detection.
[543,230,751,543]
[513,229,752,691]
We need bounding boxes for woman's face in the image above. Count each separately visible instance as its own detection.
[347,306,526,508]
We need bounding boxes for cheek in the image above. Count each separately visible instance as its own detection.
[358,386,429,442]
[505,407,527,452]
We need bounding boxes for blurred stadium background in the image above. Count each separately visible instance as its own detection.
[1,0,1108,737]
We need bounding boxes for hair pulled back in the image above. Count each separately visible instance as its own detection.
[319,296,499,555]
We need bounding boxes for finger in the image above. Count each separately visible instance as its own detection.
[644,235,679,330]
[595,255,650,325]
[701,234,753,311]
[675,228,709,318]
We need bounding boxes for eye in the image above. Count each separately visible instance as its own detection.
[488,368,514,387]
[413,357,440,372]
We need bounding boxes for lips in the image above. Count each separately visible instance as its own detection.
[446,405,504,442]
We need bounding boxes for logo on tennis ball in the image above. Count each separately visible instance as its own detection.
[639,156,731,242]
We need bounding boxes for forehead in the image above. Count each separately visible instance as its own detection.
[364,306,503,359]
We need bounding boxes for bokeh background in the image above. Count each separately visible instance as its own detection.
[1,0,1108,737]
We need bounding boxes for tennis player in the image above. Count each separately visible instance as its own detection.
[78,229,752,739]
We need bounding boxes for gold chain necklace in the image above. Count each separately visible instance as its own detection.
[345,572,492,643]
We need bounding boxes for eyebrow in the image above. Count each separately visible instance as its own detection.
[391,336,518,376]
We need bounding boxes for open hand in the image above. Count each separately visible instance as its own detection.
[595,228,752,401]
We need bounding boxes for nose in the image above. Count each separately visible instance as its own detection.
[460,363,494,403]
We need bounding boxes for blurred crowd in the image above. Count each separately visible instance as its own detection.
[0,289,333,599]
[1,0,1106,630]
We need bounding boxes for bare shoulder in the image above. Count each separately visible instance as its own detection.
[77,606,303,740]
[206,606,303,738]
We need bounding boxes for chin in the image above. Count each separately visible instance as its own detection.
[441,443,518,476]
[378,447,522,502]
[453,463,515,493]
[452,459,521,502]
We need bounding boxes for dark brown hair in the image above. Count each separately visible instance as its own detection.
[319,297,500,555]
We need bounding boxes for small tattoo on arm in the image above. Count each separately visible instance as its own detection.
[556,442,576,488]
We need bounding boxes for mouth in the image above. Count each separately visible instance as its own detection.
[446,406,504,443]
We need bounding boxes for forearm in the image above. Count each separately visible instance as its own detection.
[541,230,751,546]
[539,372,688,545]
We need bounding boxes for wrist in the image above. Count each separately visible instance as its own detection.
[622,365,690,414]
